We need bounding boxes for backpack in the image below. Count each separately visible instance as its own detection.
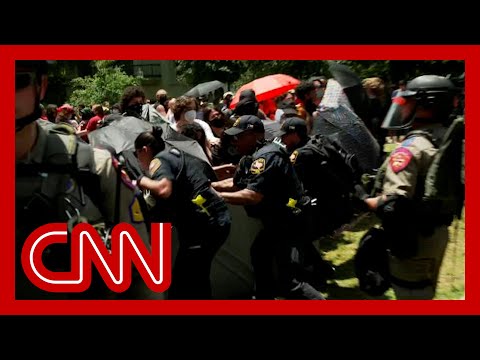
[302,133,361,195]
[422,116,465,220]
[17,121,121,263]
[296,133,362,236]
[397,116,465,235]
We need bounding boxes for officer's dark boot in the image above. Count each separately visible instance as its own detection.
[302,252,336,290]
[314,259,336,280]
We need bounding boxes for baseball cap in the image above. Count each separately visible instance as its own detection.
[235,89,258,107]
[275,117,308,138]
[224,115,265,136]
[57,104,74,113]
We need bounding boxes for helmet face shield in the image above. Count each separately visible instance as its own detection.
[381,95,417,130]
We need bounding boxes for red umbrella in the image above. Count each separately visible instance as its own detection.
[230,74,300,109]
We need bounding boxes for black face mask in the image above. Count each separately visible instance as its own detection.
[211,118,225,128]
[16,97,42,132]
[126,104,143,117]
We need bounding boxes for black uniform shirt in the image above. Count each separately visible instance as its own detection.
[149,148,226,227]
[234,142,304,221]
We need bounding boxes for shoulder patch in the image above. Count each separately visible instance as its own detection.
[149,158,162,176]
[250,158,266,175]
[389,147,413,173]
[290,150,299,164]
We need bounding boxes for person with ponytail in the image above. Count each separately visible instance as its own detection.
[132,126,232,300]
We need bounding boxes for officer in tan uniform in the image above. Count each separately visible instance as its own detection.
[15,60,163,300]
[363,75,461,299]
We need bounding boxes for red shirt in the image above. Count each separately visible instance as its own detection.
[86,115,103,132]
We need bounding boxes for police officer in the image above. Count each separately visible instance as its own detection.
[279,117,361,237]
[212,115,325,300]
[15,60,162,300]
[362,75,462,300]
[133,127,232,299]
[275,117,357,283]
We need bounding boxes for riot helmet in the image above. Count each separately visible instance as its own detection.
[381,75,458,130]
[16,60,55,132]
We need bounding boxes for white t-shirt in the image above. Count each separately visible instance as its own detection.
[170,119,216,142]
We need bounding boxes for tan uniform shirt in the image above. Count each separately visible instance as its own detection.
[20,122,150,246]
[16,122,163,299]
[382,135,437,199]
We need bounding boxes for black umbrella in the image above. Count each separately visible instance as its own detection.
[89,116,210,164]
[327,61,362,88]
[162,125,211,164]
[88,115,153,154]
[327,61,370,122]
[313,105,381,173]
[184,80,226,98]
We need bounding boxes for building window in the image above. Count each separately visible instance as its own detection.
[132,63,163,79]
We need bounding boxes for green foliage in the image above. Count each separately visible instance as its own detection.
[338,60,392,80]
[176,61,245,87]
[233,61,329,90]
[175,60,465,92]
[43,61,93,106]
[175,60,330,90]
[67,61,141,107]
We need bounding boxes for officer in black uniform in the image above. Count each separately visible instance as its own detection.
[133,128,232,299]
[275,117,355,284]
[212,115,325,300]
[278,117,361,237]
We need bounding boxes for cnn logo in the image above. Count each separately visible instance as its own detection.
[21,222,171,293]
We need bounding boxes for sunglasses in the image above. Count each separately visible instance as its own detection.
[16,71,37,91]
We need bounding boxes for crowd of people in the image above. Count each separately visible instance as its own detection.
[16,60,465,300]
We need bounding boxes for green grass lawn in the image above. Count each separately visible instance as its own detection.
[314,206,465,300]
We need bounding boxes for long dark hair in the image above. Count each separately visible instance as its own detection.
[134,126,165,154]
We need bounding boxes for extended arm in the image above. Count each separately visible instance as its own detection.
[219,188,263,206]
[211,177,239,192]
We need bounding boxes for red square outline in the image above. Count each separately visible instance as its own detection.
[1,45,476,315]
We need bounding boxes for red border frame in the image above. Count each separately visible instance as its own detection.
[1,45,476,315]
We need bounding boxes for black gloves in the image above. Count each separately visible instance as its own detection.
[351,183,370,213]
[353,183,369,201]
